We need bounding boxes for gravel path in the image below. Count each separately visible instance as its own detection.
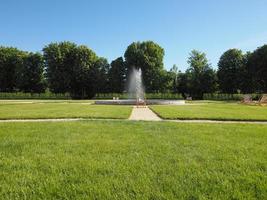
[129,106,162,121]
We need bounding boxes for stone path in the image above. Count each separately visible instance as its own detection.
[128,106,162,121]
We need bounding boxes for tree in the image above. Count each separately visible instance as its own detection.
[43,42,76,93]
[186,50,217,99]
[16,52,46,93]
[69,45,98,99]
[0,47,25,92]
[247,45,267,92]
[169,64,179,93]
[91,57,110,93]
[108,57,126,93]
[43,42,100,98]
[239,52,253,93]
[176,72,189,98]
[124,41,165,92]
[217,49,244,93]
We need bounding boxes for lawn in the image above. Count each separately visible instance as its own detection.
[0,101,132,119]
[0,121,266,199]
[150,102,267,121]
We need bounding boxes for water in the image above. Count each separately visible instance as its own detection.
[127,68,145,103]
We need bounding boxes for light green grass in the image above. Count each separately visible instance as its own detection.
[0,121,266,199]
[0,103,132,119]
[150,102,267,121]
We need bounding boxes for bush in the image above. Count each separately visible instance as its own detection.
[203,93,262,101]
[0,92,70,99]
[94,93,183,100]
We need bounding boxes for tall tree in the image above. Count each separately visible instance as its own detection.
[69,45,98,99]
[91,57,110,93]
[43,42,100,98]
[108,57,126,93]
[247,45,267,92]
[16,52,46,93]
[43,42,76,93]
[186,50,217,99]
[217,49,244,93]
[169,64,179,93]
[0,47,25,92]
[239,52,253,93]
[124,41,165,92]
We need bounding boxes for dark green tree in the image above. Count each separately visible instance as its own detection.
[247,45,267,92]
[91,57,110,93]
[108,57,126,93]
[217,49,244,93]
[124,41,165,92]
[69,45,98,99]
[16,52,46,93]
[176,72,189,98]
[43,42,76,93]
[239,52,253,93]
[0,47,25,92]
[186,50,217,99]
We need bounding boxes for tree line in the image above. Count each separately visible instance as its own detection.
[0,41,266,99]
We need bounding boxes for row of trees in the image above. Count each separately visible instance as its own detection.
[0,41,267,99]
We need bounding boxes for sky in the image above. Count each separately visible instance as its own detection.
[1,0,267,71]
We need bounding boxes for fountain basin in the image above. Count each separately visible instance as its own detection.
[95,99,185,105]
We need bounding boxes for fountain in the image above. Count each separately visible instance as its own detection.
[95,67,185,105]
[127,68,146,106]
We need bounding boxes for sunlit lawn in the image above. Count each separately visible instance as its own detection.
[0,121,266,199]
[150,101,267,121]
[0,101,132,119]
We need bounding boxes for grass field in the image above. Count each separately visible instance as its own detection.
[0,121,266,199]
[0,102,132,119]
[150,102,267,121]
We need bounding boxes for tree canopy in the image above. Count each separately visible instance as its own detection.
[217,49,244,93]
[185,50,217,98]
[0,41,266,99]
[247,45,267,92]
[124,41,165,92]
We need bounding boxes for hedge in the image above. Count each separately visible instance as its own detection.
[0,92,71,99]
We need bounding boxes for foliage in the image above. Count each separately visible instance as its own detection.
[16,52,46,93]
[247,44,267,92]
[1,42,267,98]
[0,47,26,92]
[94,92,183,99]
[185,50,217,99]
[217,49,244,93]
[0,92,70,99]
[43,42,99,99]
[203,93,262,101]
[124,41,165,92]
[108,57,126,93]
[43,42,76,93]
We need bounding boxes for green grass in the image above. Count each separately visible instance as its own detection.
[150,102,267,121]
[0,121,266,199]
[0,102,132,119]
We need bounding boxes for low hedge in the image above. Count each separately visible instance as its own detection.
[0,92,71,99]
[94,93,183,100]
[203,93,262,101]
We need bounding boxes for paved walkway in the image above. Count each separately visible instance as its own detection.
[129,106,162,121]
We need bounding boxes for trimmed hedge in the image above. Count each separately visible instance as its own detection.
[203,93,262,101]
[94,93,183,100]
[0,92,71,99]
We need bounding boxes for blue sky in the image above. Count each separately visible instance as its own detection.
[1,0,267,71]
